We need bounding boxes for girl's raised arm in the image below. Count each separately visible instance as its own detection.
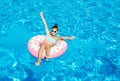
[39,12,50,36]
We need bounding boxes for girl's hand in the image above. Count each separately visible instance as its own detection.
[39,12,43,16]
[70,36,74,40]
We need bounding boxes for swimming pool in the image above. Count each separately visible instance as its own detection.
[0,0,120,81]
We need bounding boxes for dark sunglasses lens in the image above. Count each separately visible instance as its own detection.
[52,30,57,33]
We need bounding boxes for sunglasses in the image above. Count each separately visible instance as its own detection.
[52,30,57,33]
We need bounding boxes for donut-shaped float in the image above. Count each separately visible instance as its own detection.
[27,35,67,58]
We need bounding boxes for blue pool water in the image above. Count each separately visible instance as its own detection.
[0,0,120,81]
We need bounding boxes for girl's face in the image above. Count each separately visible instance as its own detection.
[51,28,58,36]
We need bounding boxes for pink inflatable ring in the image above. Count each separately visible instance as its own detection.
[28,35,67,58]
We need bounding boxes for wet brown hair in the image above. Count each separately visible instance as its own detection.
[52,24,58,31]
